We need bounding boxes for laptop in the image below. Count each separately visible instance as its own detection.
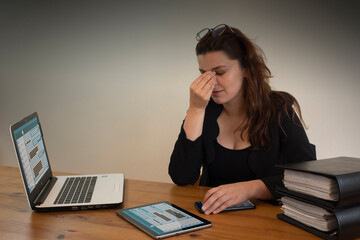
[10,112,124,212]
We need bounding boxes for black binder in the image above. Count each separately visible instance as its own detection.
[277,201,360,240]
[276,187,358,211]
[278,156,360,208]
[276,157,360,240]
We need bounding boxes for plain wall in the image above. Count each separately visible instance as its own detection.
[1,0,359,183]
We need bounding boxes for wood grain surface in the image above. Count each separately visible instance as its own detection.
[0,166,326,240]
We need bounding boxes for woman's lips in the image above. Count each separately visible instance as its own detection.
[212,90,223,96]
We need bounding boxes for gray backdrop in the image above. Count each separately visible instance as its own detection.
[1,0,359,182]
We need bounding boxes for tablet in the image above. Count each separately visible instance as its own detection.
[116,201,212,239]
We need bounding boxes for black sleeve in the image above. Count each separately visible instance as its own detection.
[168,123,203,186]
[261,110,316,200]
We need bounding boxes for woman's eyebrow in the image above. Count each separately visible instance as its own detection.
[199,65,227,72]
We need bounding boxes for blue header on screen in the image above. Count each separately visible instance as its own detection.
[14,117,39,140]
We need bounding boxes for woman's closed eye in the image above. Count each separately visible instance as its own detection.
[216,72,225,76]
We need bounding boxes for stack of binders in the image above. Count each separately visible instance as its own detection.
[276,156,360,240]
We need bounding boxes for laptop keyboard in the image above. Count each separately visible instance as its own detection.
[54,176,97,204]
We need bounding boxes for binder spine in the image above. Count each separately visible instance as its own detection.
[336,173,360,207]
[334,204,360,240]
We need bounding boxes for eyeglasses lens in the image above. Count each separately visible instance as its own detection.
[211,25,227,37]
[196,28,210,41]
[196,24,229,41]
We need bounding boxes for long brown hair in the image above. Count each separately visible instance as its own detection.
[196,26,305,149]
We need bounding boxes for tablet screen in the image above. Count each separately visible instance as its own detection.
[116,201,211,239]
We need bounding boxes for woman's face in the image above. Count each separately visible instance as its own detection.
[197,51,245,106]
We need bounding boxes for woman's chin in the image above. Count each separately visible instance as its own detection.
[211,96,225,105]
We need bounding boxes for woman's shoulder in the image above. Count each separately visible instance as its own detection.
[270,91,294,108]
[270,91,298,116]
[268,91,306,134]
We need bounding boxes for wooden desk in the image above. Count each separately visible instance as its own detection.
[0,166,323,240]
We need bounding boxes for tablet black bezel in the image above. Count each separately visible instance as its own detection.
[116,201,212,239]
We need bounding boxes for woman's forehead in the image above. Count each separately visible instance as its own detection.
[197,51,235,70]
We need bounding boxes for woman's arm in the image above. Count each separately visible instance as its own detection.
[184,71,216,140]
[261,108,316,199]
[168,124,203,185]
[169,71,216,185]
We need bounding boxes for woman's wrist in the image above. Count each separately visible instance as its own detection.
[244,180,273,200]
[183,107,206,141]
[187,105,206,115]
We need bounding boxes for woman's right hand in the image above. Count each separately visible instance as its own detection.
[183,71,216,141]
[189,71,216,110]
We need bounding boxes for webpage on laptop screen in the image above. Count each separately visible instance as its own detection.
[14,117,49,193]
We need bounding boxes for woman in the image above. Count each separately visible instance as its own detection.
[169,24,316,215]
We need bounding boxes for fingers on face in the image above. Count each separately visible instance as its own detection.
[194,71,215,89]
[191,72,216,101]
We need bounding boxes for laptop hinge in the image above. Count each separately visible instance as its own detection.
[34,177,58,206]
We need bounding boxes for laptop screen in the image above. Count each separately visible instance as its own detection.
[13,116,50,193]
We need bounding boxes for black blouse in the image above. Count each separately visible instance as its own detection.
[208,141,253,187]
[168,99,316,200]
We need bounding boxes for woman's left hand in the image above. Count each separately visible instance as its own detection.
[201,180,273,215]
[201,182,251,215]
